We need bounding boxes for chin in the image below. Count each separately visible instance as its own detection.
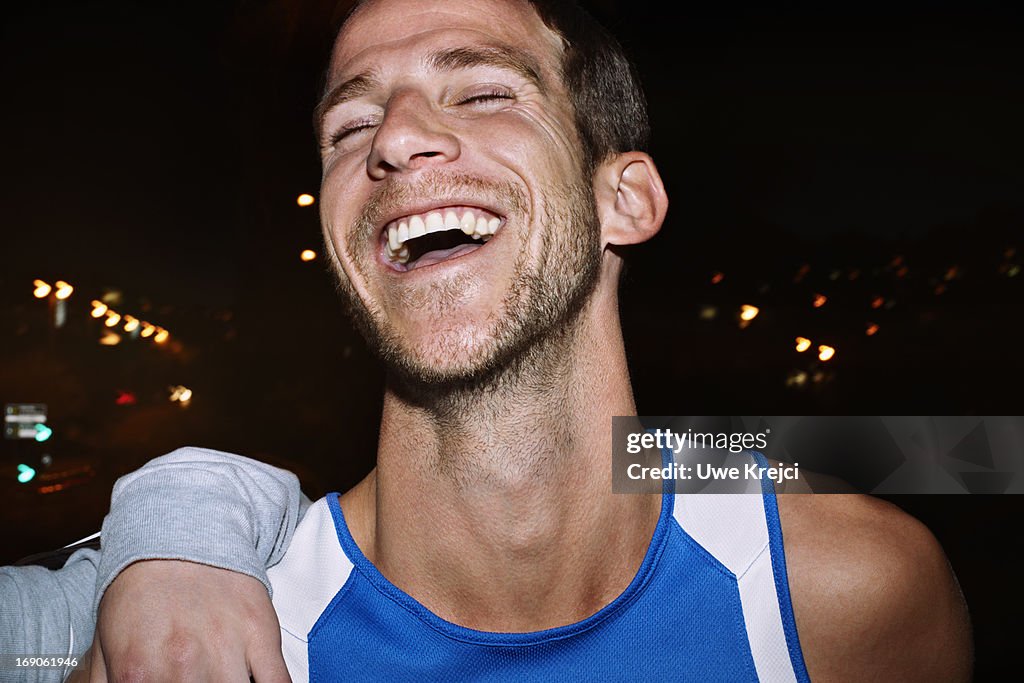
[384,325,511,386]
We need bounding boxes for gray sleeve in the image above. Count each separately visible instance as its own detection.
[0,548,99,683]
[93,446,309,618]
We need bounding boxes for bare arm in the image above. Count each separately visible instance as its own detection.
[780,494,972,682]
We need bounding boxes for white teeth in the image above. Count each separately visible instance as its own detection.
[384,207,503,263]
[460,211,475,235]
[409,215,424,237]
[408,218,425,240]
[425,212,444,231]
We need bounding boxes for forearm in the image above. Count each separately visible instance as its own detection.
[94,446,308,616]
[0,548,99,683]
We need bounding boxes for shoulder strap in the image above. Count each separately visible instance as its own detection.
[672,451,810,683]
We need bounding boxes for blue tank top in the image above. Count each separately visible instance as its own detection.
[268,451,810,681]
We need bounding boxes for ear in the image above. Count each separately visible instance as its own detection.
[592,152,668,248]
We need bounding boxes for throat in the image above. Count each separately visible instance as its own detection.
[370,448,664,633]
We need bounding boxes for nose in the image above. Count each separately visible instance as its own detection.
[367,91,460,179]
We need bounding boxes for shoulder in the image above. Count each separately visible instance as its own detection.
[776,494,972,682]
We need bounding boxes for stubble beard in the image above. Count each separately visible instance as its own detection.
[328,170,603,407]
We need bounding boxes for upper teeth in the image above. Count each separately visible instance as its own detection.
[385,208,501,264]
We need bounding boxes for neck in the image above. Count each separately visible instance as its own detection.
[341,286,661,632]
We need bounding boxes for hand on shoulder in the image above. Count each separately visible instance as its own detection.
[778,494,972,682]
[81,559,291,682]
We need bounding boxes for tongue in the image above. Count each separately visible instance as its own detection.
[407,243,482,270]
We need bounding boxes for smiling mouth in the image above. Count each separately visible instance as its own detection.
[384,206,503,271]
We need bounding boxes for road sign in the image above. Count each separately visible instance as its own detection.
[4,403,48,440]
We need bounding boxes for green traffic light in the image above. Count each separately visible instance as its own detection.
[34,423,52,442]
[17,463,36,483]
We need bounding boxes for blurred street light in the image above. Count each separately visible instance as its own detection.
[739,305,760,322]
[812,294,827,308]
[104,311,121,327]
[154,328,169,344]
[169,385,192,405]
[795,337,812,353]
[818,345,836,362]
[300,249,317,262]
[54,281,74,300]
[140,323,156,338]
[99,330,121,346]
[297,193,315,207]
[785,370,808,388]
[33,280,52,298]
[115,391,137,406]
[866,323,879,336]
[698,305,717,320]
[34,424,53,442]
[17,463,36,484]
[91,300,108,318]
[123,315,140,332]
[710,271,724,285]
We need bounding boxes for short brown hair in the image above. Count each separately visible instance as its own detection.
[525,0,651,171]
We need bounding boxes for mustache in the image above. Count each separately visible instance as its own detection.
[350,170,528,245]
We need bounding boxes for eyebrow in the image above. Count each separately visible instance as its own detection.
[314,72,382,139]
[314,44,546,137]
[426,45,545,92]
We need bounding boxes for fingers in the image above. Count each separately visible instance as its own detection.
[246,611,291,683]
[248,647,292,683]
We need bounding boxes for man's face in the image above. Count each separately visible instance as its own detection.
[318,0,602,384]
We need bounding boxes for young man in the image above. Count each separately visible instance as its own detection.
[4,1,970,681]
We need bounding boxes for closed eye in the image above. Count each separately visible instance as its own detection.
[327,120,378,148]
[456,91,514,106]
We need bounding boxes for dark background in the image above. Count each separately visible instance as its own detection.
[1,0,1021,678]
